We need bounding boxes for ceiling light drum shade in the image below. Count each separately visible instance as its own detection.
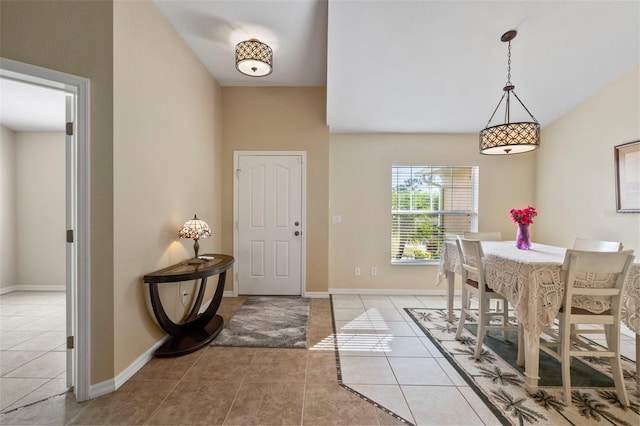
[480,30,540,155]
[480,121,540,155]
[235,39,273,77]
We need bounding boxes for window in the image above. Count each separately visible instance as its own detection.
[391,166,479,264]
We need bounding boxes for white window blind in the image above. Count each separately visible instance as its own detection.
[391,166,479,263]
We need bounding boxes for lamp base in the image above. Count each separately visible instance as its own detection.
[187,258,207,265]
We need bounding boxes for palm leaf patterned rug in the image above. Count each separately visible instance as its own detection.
[406,308,639,426]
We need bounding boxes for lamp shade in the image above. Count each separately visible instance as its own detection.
[235,39,273,77]
[480,121,540,155]
[178,215,211,241]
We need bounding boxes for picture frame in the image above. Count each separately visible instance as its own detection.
[614,140,640,213]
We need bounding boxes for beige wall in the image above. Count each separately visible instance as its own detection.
[1,0,115,383]
[113,0,223,373]
[221,87,330,293]
[536,65,640,253]
[329,133,536,290]
[0,125,17,289]
[15,132,66,287]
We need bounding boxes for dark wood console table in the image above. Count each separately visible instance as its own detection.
[143,254,234,357]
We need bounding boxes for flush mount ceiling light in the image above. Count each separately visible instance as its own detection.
[235,39,273,77]
[480,30,540,155]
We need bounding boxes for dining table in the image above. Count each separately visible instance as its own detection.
[437,239,640,392]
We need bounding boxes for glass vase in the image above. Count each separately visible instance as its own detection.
[516,223,531,250]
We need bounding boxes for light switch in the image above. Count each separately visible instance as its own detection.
[332,215,342,224]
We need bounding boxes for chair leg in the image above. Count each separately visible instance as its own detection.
[456,287,468,340]
[501,299,509,341]
[560,317,573,406]
[474,295,487,359]
[605,323,629,406]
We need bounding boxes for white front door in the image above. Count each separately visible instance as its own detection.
[236,153,304,295]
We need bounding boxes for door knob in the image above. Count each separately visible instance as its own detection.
[295,231,300,236]
[294,221,300,226]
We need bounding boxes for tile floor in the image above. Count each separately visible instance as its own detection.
[0,291,68,413]
[0,292,636,425]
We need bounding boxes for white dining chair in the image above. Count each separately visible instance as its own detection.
[455,238,519,359]
[539,249,635,406]
[463,231,502,241]
[573,237,623,252]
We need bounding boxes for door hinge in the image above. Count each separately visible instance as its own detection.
[66,229,74,243]
[235,221,239,231]
[67,336,74,349]
[236,168,241,177]
[66,122,74,136]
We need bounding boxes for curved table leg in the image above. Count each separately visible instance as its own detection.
[149,272,229,357]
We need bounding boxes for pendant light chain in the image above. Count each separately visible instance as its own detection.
[506,40,512,86]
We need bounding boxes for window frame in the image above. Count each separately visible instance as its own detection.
[391,165,479,265]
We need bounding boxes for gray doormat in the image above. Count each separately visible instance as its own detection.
[211,296,310,348]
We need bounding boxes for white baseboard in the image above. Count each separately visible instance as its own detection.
[89,336,168,399]
[328,288,450,296]
[223,291,235,297]
[0,285,65,294]
[303,291,329,298]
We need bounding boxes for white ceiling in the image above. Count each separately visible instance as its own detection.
[156,0,639,134]
[0,78,66,132]
[2,1,637,134]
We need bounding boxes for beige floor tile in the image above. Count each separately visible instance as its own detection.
[302,382,379,426]
[145,380,241,425]
[401,385,484,425]
[0,331,42,350]
[383,336,432,357]
[347,383,414,423]
[0,392,87,425]
[5,351,66,379]
[0,377,49,412]
[0,351,46,375]
[306,351,338,383]
[8,331,65,352]
[243,349,307,383]
[375,406,408,426]
[67,380,177,425]
[339,356,396,385]
[365,307,405,322]
[131,350,202,381]
[4,378,69,412]
[457,386,503,426]
[223,382,304,425]
[388,357,452,385]
[183,350,254,383]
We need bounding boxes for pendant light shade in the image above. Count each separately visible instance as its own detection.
[480,30,540,155]
[235,39,273,77]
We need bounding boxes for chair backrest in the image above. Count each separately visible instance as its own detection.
[456,238,486,289]
[562,249,635,314]
[463,231,502,241]
[572,237,623,252]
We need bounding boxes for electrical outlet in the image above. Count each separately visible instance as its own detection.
[371,266,377,276]
[355,267,361,276]
[181,290,189,304]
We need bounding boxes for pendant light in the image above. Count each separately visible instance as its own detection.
[480,30,540,155]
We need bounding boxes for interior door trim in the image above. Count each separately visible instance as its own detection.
[233,151,307,297]
[1,58,91,401]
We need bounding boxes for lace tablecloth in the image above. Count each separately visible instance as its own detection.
[438,241,640,338]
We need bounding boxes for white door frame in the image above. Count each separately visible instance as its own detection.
[233,151,307,297]
[1,58,91,401]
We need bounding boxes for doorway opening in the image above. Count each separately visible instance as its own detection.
[0,58,91,405]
